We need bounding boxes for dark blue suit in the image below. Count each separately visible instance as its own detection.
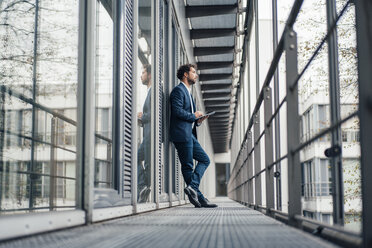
[138,89,151,195]
[169,84,197,142]
[170,83,210,201]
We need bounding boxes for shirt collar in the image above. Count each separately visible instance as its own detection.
[180,82,191,94]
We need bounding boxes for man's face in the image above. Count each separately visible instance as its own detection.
[141,69,150,85]
[185,67,198,85]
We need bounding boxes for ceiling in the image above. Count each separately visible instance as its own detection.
[186,0,245,153]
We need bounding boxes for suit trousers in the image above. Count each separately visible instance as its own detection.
[174,135,210,200]
[137,138,151,191]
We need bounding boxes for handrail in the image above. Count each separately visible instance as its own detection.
[0,84,112,143]
[0,129,77,154]
[229,110,358,193]
[292,110,358,154]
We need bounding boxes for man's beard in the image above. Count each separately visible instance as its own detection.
[142,78,149,85]
[187,77,196,85]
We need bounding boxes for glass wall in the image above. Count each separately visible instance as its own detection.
[230,0,362,235]
[0,0,79,213]
[0,0,218,240]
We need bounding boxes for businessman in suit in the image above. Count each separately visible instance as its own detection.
[137,64,151,203]
[170,64,217,208]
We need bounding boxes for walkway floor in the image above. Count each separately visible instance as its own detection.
[0,198,338,248]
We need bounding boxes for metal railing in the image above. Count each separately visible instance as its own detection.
[227,0,371,247]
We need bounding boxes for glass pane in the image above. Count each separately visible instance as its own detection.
[0,0,79,214]
[294,0,332,224]
[137,0,153,203]
[94,1,113,189]
[0,0,35,98]
[337,2,361,233]
[257,0,273,89]
[37,0,79,110]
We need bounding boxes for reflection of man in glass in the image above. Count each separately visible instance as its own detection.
[137,64,151,203]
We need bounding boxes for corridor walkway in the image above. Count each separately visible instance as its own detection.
[0,198,338,248]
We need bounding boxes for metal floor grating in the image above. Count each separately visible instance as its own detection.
[0,198,339,248]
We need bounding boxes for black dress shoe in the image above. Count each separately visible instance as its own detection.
[184,186,201,208]
[199,198,218,208]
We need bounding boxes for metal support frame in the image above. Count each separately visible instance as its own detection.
[326,0,344,226]
[167,1,173,204]
[49,117,57,210]
[150,0,157,205]
[77,0,96,223]
[161,0,170,202]
[272,0,282,211]
[0,90,3,209]
[154,0,161,206]
[197,61,234,70]
[190,28,236,39]
[185,4,238,18]
[355,1,372,247]
[29,0,40,210]
[284,28,301,227]
[131,0,139,209]
[253,114,261,207]
[194,46,234,56]
[201,84,232,91]
[199,74,232,81]
[247,114,253,203]
[264,87,274,213]
[113,0,124,192]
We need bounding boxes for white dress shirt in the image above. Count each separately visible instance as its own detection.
[180,82,195,129]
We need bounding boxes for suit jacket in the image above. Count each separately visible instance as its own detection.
[169,83,198,142]
[141,88,151,142]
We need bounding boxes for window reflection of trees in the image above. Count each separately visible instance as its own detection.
[0,0,79,213]
[94,1,113,189]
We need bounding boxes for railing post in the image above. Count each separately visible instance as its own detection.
[326,0,344,226]
[355,1,372,247]
[240,152,244,202]
[264,87,274,213]
[77,0,96,223]
[285,28,301,226]
[243,141,248,204]
[107,143,112,188]
[253,114,261,208]
[247,131,253,205]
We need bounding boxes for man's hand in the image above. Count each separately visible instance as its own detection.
[194,111,203,119]
[197,115,209,124]
[138,112,143,126]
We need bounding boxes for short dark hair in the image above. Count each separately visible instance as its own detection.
[143,64,151,74]
[177,64,196,80]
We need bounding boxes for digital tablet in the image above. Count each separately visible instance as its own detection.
[196,111,215,120]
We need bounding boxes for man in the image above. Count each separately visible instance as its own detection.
[137,64,151,203]
[169,64,217,208]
